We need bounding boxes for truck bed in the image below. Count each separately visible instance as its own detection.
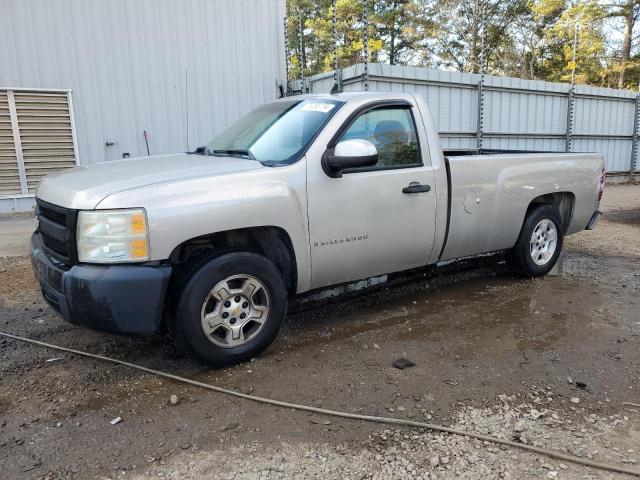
[438,151,602,262]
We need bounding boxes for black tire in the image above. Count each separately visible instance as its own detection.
[171,252,287,367]
[512,204,564,277]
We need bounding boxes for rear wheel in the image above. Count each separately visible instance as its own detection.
[172,252,287,366]
[512,205,564,277]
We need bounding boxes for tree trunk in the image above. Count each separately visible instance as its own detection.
[618,0,635,88]
[529,52,535,80]
[470,0,481,73]
[390,29,396,65]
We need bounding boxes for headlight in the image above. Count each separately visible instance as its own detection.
[77,209,150,263]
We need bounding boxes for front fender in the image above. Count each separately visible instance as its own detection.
[96,162,311,292]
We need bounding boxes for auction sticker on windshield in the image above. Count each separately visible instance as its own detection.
[300,102,336,113]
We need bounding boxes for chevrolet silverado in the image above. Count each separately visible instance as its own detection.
[30,92,605,366]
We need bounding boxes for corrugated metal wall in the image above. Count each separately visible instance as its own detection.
[13,91,78,192]
[311,64,639,174]
[0,88,78,211]
[0,0,286,168]
[0,92,20,196]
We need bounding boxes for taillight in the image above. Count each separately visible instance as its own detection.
[598,166,606,201]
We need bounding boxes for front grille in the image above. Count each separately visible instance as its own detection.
[43,235,68,256]
[36,198,78,265]
[39,205,67,225]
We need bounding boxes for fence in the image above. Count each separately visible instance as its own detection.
[308,63,640,179]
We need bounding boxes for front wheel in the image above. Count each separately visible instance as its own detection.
[512,205,564,277]
[171,252,287,367]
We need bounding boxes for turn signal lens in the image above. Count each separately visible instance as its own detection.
[131,212,147,235]
[130,238,149,259]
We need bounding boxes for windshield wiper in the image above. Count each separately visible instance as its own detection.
[210,149,255,160]
[188,146,207,155]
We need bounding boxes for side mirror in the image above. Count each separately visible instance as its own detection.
[322,139,378,178]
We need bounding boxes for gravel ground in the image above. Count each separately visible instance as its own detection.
[0,185,639,480]
[133,396,640,480]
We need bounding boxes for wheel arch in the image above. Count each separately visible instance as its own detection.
[168,226,298,296]
[524,191,575,233]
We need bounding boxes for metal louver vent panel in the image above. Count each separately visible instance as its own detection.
[14,92,77,193]
[0,92,21,196]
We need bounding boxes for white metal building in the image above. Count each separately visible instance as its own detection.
[0,0,286,212]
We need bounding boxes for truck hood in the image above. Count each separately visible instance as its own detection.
[36,153,264,209]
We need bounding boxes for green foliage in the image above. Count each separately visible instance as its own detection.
[285,0,640,89]
[531,0,607,84]
[372,0,435,65]
[287,0,368,79]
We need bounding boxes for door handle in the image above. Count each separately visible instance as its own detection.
[402,182,431,194]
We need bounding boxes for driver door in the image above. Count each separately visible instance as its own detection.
[306,100,438,288]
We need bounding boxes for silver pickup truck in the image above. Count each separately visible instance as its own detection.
[31,92,605,366]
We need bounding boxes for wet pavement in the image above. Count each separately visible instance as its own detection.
[0,185,639,479]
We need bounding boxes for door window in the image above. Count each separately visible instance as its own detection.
[340,107,421,169]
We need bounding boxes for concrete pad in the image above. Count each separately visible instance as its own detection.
[0,215,36,257]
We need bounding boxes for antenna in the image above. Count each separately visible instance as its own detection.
[185,67,189,151]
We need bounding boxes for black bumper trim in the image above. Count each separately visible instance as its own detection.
[31,233,171,336]
[585,210,602,230]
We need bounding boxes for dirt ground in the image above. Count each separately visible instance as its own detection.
[0,185,639,480]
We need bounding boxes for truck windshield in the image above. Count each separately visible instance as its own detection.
[205,99,343,165]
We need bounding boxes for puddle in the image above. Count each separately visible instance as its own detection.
[604,208,640,226]
[383,278,576,355]
[557,255,594,276]
[285,265,608,359]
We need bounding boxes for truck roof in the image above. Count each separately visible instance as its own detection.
[279,92,415,104]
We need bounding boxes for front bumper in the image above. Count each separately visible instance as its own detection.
[30,232,172,335]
